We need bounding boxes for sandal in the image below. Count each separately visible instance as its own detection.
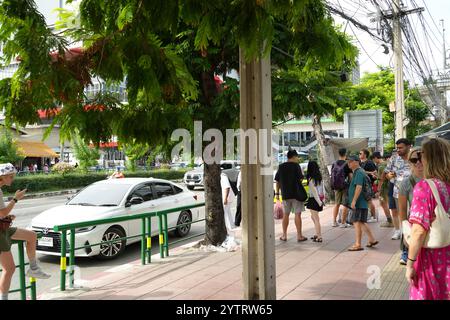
[366,241,379,248]
[348,245,364,251]
[311,235,318,240]
[313,237,323,243]
[279,236,287,242]
[297,237,308,242]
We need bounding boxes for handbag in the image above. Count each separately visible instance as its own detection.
[0,216,13,232]
[273,201,284,220]
[402,179,450,249]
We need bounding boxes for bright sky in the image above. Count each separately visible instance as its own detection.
[329,0,450,85]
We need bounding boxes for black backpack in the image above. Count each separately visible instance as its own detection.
[357,168,375,201]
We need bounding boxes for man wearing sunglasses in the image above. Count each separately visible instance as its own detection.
[380,138,412,241]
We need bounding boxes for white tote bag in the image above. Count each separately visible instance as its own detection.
[402,179,450,249]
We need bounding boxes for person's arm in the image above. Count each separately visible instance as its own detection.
[0,189,26,218]
[275,182,281,201]
[398,194,408,221]
[309,180,323,206]
[405,223,428,286]
[351,185,362,210]
[224,188,230,205]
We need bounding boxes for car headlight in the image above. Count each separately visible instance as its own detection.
[75,226,96,233]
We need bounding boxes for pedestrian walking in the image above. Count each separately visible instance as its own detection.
[347,155,378,251]
[381,139,412,240]
[0,163,51,300]
[306,161,324,243]
[274,150,308,242]
[405,138,450,300]
[359,149,378,222]
[220,172,236,238]
[398,148,423,265]
[234,170,241,227]
[373,152,394,227]
[331,148,352,228]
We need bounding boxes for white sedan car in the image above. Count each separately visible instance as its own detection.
[30,178,201,259]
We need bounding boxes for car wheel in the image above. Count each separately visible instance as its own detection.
[187,185,195,190]
[97,227,126,260]
[175,211,192,237]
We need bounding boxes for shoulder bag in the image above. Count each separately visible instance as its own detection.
[402,179,450,249]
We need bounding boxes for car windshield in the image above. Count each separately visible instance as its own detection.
[68,183,132,206]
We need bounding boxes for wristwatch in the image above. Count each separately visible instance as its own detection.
[12,198,18,203]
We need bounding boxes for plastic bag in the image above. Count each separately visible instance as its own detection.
[273,201,284,220]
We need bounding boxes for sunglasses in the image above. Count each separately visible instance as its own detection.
[410,152,422,164]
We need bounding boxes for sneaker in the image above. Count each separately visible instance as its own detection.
[26,267,51,279]
[380,221,394,228]
[399,258,407,265]
[339,223,348,228]
[367,217,377,223]
[332,222,339,227]
[346,223,353,228]
[391,230,401,240]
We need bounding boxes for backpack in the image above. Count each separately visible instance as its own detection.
[331,162,347,190]
[357,168,375,201]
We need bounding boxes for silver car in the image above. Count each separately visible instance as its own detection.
[184,160,240,190]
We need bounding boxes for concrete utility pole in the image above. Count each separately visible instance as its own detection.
[393,0,407,141]
[239,49,276,300]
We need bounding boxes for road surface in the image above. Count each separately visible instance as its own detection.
[4,185,236,300]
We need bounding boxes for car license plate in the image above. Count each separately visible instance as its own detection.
[38,237,54,247]
[188,181,195,185]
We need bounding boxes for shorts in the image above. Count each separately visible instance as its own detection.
[306,198,323,212]
[282,199,304,215]
[0,227,17,253]
[388,182,396,210]
[335,188,349,207]
[350,208,368,223]
[335,189,344,205]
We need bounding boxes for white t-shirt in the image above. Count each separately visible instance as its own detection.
[237,171,241,192]
[220,173,235,203]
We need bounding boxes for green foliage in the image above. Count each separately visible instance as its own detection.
[336,68,431,148]
[0,128,25,164]
[3,169,187,194]
[72,133,100,171]
[121,140,150,172]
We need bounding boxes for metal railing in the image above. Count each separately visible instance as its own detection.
[52,202,205,291]
[0,240,38,300]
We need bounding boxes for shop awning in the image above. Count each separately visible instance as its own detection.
[16,140,59,158]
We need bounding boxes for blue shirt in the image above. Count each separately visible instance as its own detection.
[348,168,368,209]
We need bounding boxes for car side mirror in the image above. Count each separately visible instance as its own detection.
[126,196,144,207]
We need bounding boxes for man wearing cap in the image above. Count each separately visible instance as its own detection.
[0,163,51,300]
[347,156,378,251]
[274,150,308,242]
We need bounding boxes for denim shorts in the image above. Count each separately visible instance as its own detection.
[388,182,396,209]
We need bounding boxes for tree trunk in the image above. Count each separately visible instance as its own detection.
[312,115,333,201]
[202,162,227,246]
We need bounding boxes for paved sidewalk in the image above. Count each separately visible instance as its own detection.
[39,204,410,300]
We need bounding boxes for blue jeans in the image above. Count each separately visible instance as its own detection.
[401,247,408,261]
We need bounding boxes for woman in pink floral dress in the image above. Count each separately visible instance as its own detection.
[406,138,450,300]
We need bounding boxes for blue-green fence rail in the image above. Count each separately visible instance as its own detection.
[52,202,205,291]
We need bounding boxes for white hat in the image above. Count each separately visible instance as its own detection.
[0,163,17,176]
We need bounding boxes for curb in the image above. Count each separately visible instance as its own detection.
[4,189,81,202]
[4,179,185,202]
